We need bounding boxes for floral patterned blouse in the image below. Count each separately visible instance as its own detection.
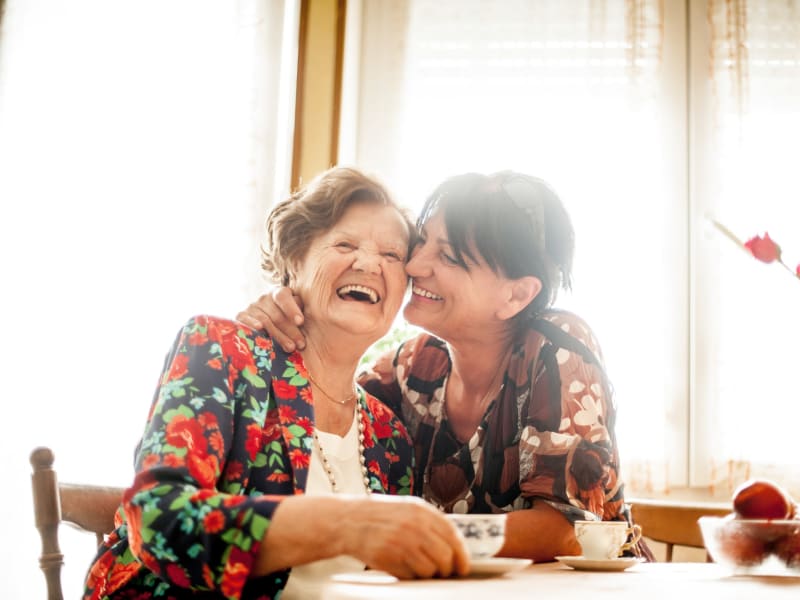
[83,315,413,600]
[360,309,642,548]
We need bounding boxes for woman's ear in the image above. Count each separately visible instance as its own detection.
[497,276,542,320]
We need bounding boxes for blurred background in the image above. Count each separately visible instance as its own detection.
[1,0,799,596]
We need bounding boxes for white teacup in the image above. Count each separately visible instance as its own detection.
[574,520,642,560]
[447,513,507,560]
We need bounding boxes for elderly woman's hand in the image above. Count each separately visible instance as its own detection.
[236,287,306,352]
[344,495,470,579]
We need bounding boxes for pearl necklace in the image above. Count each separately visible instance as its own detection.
[312,397,371,493]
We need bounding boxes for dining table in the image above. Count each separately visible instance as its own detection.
[320,559,800,599]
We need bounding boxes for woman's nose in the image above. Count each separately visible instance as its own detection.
[405,246,429,277]
[352,248,382,274]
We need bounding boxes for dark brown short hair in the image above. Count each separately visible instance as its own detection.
[418,171,575,324]
[261,166,415,285]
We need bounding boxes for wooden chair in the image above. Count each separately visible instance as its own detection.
[30,446,125,600]
[629,497,731,562]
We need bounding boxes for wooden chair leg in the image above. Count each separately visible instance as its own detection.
[30,447,65,600]
[665,542,674,563]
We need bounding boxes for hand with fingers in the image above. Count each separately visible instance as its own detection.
[343,495,471,579]
[236,286,306,352]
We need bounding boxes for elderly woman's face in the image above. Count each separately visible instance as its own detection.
[291,200,410,339]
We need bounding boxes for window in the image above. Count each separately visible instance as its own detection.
[345,0,800,498]
[0,1,297,595]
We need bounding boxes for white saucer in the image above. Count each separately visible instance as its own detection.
[328,558,533,584]
[555,555,642,572]
[469,557,533,577]
[329,571,399,585]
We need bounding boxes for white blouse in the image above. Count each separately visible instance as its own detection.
[280,412,368,599]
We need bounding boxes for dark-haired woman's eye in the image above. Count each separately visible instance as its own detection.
[441,252,459,265]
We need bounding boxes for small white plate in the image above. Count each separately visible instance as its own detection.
[330,571,399,585]
[468,557,533,577]
[329,558,533,584]
[555,555,642,572]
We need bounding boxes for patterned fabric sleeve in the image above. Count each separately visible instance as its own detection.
[518,312,627,523]
[358,346,405,421]
[364,393,414,495]
[115,315,284,598]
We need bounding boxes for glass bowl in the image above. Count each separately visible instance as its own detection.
[698,515,800,575]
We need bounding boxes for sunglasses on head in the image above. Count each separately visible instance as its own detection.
[496,173,549,254]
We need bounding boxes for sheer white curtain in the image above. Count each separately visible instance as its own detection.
[694,0,800,497]
[348,0,800,501]
[347,0,685,491]
[0,1,296,596]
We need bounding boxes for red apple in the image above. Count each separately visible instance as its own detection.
[732,479,796,520]
[715,514,770,566]
[773,531,800,569]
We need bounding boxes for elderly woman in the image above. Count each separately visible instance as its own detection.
[238,170,654,563]
[83,167,469,600]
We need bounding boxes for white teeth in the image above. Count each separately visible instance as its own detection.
[337,284,379,304]
[412,285,442,300]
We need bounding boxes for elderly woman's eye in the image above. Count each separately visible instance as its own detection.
[335,242,356,250]
[383,251,404,261]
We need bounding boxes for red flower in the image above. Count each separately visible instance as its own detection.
[223,495,248,507]
[209,319,256,372]
[187,453,218,488]
[278,405,297,421]
[273,380,297,399]
[299,386,313,404]
[198,411,219,428]
[245,423,263,461]
[166,415,208,455]
[296,416,314,436]
[262,416,282,445]
[203,509,226,534]
[221,547,251,597]
[166,563,192,588]
[166,353,189,382]
[744,233,781,263]
[106,560,141,595]
[360,413,375,448]
[289,448,310,470]
[208,430,224,454]
[141,453,159,470]
[188,331,207,346]
[291,354,309,379]
[163,453,183,468]
[255,336,273,351]
[373,420,393,439]
[366,396,392,423]
[224,460,244,481]
[190,489,217,502]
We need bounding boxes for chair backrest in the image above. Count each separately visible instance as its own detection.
[30,447,125,600]
[629,497,731,562]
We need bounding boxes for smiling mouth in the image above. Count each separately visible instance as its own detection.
[412,285,443,301]
[337,284,380,304]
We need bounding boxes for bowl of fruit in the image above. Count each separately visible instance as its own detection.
[699,479,800,575]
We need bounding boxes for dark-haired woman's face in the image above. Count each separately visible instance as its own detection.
[403,212,515,340]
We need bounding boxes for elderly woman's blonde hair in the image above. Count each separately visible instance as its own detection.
[261,166,415,285]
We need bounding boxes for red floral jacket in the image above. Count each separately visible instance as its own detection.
[83,315,413,600]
